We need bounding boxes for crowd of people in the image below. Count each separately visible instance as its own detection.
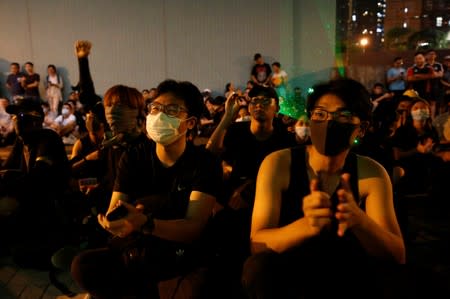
[0,42,449,298]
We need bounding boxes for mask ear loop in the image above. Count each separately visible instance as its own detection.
[353,121,369,145]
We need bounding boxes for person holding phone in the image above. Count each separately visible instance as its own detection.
[387,56,406,99]
[71,79,223,299]
[242,78,409,298]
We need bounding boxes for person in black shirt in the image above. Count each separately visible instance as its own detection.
[0,98,70,268]
[242,78,408,299]
[71,79,222,299]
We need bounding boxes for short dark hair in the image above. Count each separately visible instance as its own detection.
[306,78,372,123]
[393,57,402,62]
[47,64,57,71]
[248,84,279,106]
[414,51,425,57]
[10,62,20,68]
[425,48,436,55]
[155,79,204,120]
[373,82,384,89]
[24,62,33,67]
[254,53,262,61]
[272,62,281,68]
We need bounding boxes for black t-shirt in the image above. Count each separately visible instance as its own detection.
[114,139,223,220]
[390,123,439,152]
[24,73,40,98]
[407,65,433,99]
[222,121,296,190]
[251,63,272,84]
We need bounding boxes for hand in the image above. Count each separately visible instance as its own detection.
[417,138,434,154]
[302,179,333,236]
[75,40,92,58]
[335,173,364,237]
[223,92,241,121]
[98,201,144,237]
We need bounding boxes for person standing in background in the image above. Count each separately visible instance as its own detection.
[21,62,41,103]
[45,64,64,117]
[386,57,406,99]
[5,62,25,104]
[251,53,272,87]
[271,62,288,102]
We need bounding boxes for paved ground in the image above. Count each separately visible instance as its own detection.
[0,145,449,298]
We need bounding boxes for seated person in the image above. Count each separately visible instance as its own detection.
[51,102,78,144]
[1,98,70,268]
[242,78,407,299]
[71,79,223,299]
[390,97,441,194]
[293,113,311,145]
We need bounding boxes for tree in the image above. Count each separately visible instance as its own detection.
[385,27,412,51]
[407,28,447,50]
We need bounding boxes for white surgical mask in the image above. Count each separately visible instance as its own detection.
[295,126,310,139]
[61,107,69,116]
[411,109,430,121]
[146,112,186,146]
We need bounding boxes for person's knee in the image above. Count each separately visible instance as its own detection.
[241,251,278,288]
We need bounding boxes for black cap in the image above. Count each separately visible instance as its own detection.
[6,98,44,119]
[248,85,279,106]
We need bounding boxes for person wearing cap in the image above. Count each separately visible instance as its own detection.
[390,96,441,196]
[0,97,70,268]
[205,85,295,295]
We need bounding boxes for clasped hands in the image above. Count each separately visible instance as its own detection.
[302,173,363,237]
[98,201,146,238]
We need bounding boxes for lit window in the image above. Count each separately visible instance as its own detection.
[352,14,356,21]
[404,7,408,13]
[437,16,443,27]
[376,28,382,33]
[363,10,368,16]
[403,22,408,28]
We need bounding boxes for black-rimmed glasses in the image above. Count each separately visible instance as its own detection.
[149,102,188,117]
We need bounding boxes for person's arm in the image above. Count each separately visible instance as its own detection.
[25,76,40,89]
[433,64,444,78]
[341,156,405,263]
[386,69,403,84]
[407,67,434,82]
[250,149,331,254]
[75,40,98,109]
[205,93,240,154]
[58,116,77,136]
[55,75,64,89]
[440,78,450,88]
[263,65,272,86]
[282,71,288,86]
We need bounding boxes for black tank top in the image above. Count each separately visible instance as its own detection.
[280,146,368,260]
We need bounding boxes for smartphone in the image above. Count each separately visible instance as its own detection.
[106,205,128,221]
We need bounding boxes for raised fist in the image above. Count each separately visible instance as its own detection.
[75,40,92,58]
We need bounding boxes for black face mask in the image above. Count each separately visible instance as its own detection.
[310,120,357,156]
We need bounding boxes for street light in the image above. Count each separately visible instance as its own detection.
[360,37,369,53]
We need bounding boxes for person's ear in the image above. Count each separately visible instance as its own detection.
[186,117,197,130]
[358,121,370,138]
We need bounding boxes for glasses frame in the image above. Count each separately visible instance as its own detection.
[310,107,355,123]
[249,97,274,107]
[149,102,188,118]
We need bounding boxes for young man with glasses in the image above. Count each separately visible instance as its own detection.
[71,79,223,299]
[242,78,411,299]
[205,84,295,296]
